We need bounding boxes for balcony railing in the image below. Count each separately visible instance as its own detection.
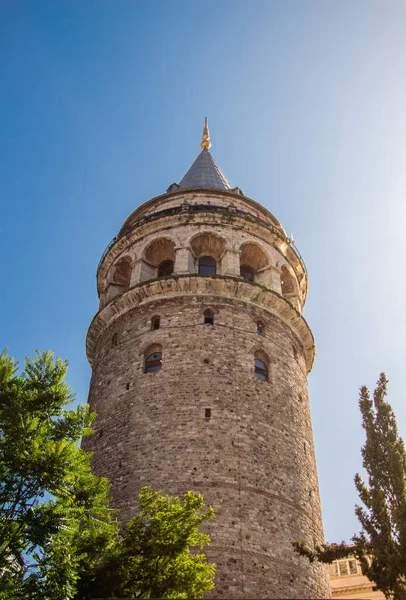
[97,203,307,276]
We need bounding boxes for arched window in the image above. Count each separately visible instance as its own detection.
[113,256,132,288]
[111,332,118,347]
[254,352,269,381]
[151,316,160,331]
[145,351,162,374]
[257,321,264,336]
[281,265,296,296]
[239,243,269,285]
[241,264,255,282]
[143,238,176,282]
[204,309,214,325]
[158,260,174,277]
[199,256,216,276]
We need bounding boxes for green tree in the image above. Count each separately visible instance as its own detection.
[0,349,117,599]
[294,373,406,600]
[0,350,216,599]
[85,486,216,599]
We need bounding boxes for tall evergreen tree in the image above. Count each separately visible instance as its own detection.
[0,349,117,599]
[294,373,406,600]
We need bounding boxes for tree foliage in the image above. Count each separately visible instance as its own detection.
[0,350,216,599]
[85,486,216,599]
[294,373,406,600]
[0,349,117,599]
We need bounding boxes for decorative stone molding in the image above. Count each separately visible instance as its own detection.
[86,274,315,372]
[96,205,308,302]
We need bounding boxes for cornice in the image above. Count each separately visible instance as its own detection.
[120,188,285,232]
[87,274,315,372]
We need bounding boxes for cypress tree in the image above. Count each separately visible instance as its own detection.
[294,373,406,600]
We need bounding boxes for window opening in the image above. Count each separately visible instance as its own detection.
[151,317,160,330]
[240,264,255,282]
[205,408,211,419]
[204,310,214,325]
[158,260,174,277]
[254,358,268,381]
[257,322,264,336]
[281,264,296,295]
[293,345,298,360]
[145,352,162,374]
[111,333,118,347]
[113,256,132,287]
[199,256,216,276]
[338,561,349,576]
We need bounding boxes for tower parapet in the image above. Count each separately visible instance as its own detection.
[84,121,330,598]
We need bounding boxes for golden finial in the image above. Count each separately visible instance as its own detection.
[201,117,211,150]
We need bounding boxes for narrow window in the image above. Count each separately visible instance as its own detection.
[204,309,214,325]
[292,345,298,360]
[199,256,216,276]
[205,408,211,419]
[145,352,162,374]
[240,264,255,282]
[254,358,268,381]
[338,560,349,577]
[348,560,358,575]
[158,259,174,277]
[257,321,264,336]
[111,332,118,347]
[151,316,160,330]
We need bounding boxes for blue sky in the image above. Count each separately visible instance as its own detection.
[2,0,406,544]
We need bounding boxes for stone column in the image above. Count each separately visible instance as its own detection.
[256,265,274,289]
[222,249,240,277]
[174,246,194,274]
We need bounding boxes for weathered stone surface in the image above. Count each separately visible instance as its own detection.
[84,188,330,598]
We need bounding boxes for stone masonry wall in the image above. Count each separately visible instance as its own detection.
[84,294,330,598]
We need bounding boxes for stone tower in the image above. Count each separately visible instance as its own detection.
[84,120,330,598]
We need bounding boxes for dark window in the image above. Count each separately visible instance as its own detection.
[204,309,214,325]
[145,352,162,374]
[111,333,118,347]
[293,345,298,360]
[199,256,216,275]
[254,358,268,381]
[158,260,174,277]
[151,317,160,330]
[205,408,211,419]
[257,322,264,335]
[240,264,255,282]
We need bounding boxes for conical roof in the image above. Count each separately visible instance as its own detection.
[167,118,232,192]
[178,149,231,190]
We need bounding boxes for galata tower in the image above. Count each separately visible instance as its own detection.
[84,119,330,598]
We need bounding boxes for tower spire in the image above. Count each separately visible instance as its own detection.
[201,116,211,150]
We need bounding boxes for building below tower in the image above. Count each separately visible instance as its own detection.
[329,557,385,600]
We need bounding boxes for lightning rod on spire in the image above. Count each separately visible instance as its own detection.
[201,116,211,150]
